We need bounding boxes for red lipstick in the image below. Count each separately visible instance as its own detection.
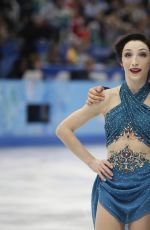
[130,68,141,74]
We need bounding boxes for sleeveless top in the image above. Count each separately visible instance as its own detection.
[105,81,150,147]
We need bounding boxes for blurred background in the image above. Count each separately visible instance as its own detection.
[0,0,149,229]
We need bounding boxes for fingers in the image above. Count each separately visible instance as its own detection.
[88,92,104,100]
[104,160,113,169]
[98,171,106,181]
[89,86,104,93]
[101,165,113,179]
[95,86,104,93]
[98,160,113,181]
[86,97,104,105]
[86,88,105,105]
[88,158,113,181]
[89,86,104,96]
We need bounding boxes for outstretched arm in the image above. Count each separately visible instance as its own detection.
[87,86,109,105]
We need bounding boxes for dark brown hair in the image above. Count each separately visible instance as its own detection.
[114,33,150,63]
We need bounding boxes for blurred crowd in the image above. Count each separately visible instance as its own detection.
[0,0,150,80]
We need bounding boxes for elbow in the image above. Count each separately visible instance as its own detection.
[56,124,73,138]
[55,124,66,138]
[55,125,62,138]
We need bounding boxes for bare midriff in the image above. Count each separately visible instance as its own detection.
[104,87,150,165]
[107,135,150,161]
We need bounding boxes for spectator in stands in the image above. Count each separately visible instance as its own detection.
[0,0,150,79]
[84,0,108,22]
[22,53,44,80]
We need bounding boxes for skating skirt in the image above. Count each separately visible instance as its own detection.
[91,161,150,226]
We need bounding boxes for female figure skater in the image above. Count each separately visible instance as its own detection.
[56,33,150,230]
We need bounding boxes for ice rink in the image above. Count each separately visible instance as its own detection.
[0,145,108,230]
[0,145,130,230]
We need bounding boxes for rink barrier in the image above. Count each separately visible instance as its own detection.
[0,79,123,147]
[0,135,105,148]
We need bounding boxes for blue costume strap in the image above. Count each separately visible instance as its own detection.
[105,81,150,147]
[120,82,150,145]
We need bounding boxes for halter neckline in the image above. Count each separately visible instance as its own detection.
[122,81,150,102]
[105,81,150,147]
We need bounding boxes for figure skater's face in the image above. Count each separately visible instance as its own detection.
[121,40,150,84]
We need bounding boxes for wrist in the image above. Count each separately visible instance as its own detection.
[85,156,95,166]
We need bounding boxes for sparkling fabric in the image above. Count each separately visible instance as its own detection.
[91,81,150,227]
[108,146,150,172]
[91,162,150,225]
[105,81,150,147]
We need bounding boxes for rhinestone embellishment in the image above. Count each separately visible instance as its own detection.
[108,146,149,172]
[114,123,144,143]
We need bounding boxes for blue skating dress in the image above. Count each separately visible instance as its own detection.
[91,81,150,227]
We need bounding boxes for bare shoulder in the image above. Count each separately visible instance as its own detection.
[144,91,150,106]
[104,85,121,97]
[103,85,121,114]
[84,85,121,116]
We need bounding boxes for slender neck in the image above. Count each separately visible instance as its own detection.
[125,79,148,94]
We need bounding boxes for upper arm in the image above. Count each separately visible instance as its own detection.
[58,105,98,132]
[57,92,109,132]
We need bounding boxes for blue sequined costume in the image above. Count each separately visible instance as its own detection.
[91,81,150,227]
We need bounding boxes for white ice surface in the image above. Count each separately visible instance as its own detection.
[0,145,107,230]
